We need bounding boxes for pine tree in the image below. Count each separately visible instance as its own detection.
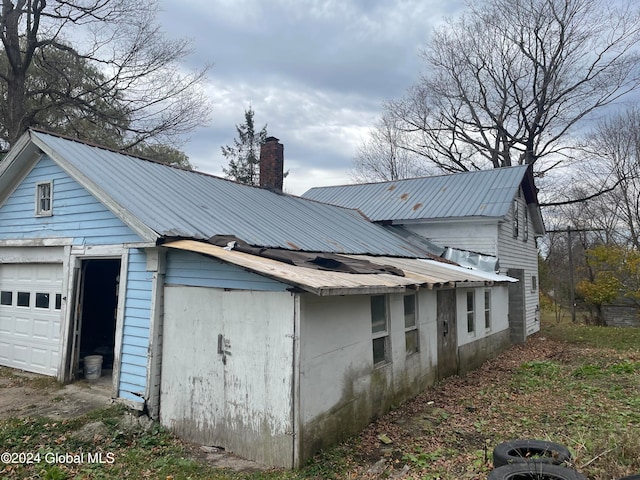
[222,108,268,185]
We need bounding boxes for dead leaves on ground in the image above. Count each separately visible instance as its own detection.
[332,335,637,479]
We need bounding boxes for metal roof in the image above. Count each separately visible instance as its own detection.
[25,130,429,256]
[350,255,517,285]
[165,240,516,296]
[303,166,533,222]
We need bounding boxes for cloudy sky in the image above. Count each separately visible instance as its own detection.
[157,0,465,195]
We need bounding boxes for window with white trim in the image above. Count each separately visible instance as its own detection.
[467,290,475,334]
[523,205,529,242]
[404,293,419,355]
[484,290,492,330]
[35,181,53,216]
[512,200,519,238]
[371,295,390,366]
[531,275,538,292]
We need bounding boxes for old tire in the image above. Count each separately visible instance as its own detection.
[488,464,586,480]
[493,440,572,468]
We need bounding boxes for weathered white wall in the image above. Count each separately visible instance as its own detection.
[497,198,540,335]
[406,221,498,255]
[456,285,509,347]
[160,286,296,468]
[403,198,541,337]
[297,289,438,462]
[455,285,511,374]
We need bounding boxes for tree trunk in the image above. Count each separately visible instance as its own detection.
[6,70,27,146]
[2,0,30,147]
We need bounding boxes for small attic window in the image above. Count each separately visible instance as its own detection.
[35,181,53,216]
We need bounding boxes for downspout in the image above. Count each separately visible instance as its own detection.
[291,293,301,468]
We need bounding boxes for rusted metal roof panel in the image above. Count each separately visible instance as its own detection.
[303,166,531,222]
[30,131,429,256]
[164,240,516,296]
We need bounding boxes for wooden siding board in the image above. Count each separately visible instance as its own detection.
[122,344,147,357]
[118,379,145,401]
[119,362,147,377]
[405,222,498,256]
[497,197,540,335]
[121,335,148,348]
[0,157,141,245]
[122,325,150,340]
[124,307,153,322]
[165,250,289,292]
[126,282,154,295]
[120,315,151,329]
[118,249,152,402]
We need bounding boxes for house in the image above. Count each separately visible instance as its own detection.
[303,167,545,343]
[0,130,516,467]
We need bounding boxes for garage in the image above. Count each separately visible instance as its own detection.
[0,263,63,376]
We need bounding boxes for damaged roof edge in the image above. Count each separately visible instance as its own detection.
[162,240,517,296]
[163,240,415,296]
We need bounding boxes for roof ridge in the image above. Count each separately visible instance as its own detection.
[307,165,530,191]
[30,128,382,213]
[30,128,288,193]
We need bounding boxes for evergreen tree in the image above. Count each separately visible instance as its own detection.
[222,108,267,186]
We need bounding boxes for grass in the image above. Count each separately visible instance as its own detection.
[543,317,640,352]
[0,314,639,479]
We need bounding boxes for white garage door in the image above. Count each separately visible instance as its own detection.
[0,263,63,376]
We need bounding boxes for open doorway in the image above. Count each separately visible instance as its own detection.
[73,258,121,380]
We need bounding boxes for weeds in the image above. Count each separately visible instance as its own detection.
[0,318,638,479]
[402,447,443,467]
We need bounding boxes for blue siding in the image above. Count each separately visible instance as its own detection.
[118,249,153,402]
[165,250,289,291]
[0,156,141,244]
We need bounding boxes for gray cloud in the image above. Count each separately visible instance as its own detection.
[158,0,464,194]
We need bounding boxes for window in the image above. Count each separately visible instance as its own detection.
[17,291,30,307]
[55,294,62,310]
[0,291,12,306]
[371,295,390,365]
[512,200,519,238]
[484,290,491,330]
[404,293,419,355]
[531,275,538,292]
[35,293,50,309]
[467,290,475,334]
[523,205,529,242]
[35,181,53,216]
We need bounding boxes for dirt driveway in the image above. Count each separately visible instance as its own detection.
[0,368,113,420]
[0,368,268,473]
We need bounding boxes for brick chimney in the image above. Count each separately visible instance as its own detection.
[259,136,284,191]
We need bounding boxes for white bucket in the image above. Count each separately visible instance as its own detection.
[84,355,103,380]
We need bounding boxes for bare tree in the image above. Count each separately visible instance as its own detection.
[578,107,640,248]
[351,114,430,182]
[386,0,640,175]
[0,0,210,152]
